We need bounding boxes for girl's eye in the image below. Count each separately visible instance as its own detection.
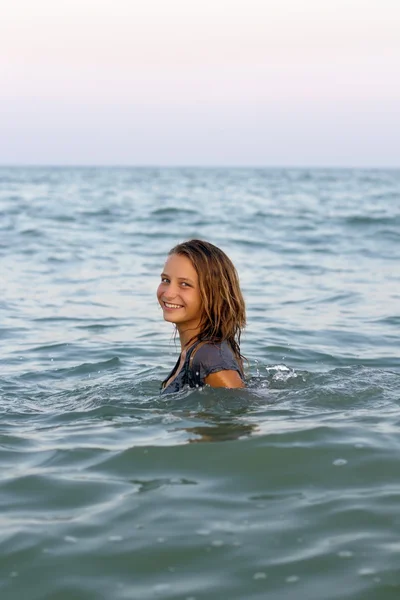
[160,277,191,287]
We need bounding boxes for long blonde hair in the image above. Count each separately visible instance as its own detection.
[168,239,246,362]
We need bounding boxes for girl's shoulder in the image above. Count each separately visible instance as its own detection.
[190,340,241,381]
[193,340,233,361]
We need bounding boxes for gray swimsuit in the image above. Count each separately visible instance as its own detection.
[161,340,243,395]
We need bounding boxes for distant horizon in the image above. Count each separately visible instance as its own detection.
[1,164,399,170]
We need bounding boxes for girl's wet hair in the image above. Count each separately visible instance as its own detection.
[168,239,246,363]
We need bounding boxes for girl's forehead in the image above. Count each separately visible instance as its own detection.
[163,254,198,278]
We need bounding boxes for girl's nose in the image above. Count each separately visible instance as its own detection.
[164,284,179,299]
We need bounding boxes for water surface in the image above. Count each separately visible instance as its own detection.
[1,167,400,599]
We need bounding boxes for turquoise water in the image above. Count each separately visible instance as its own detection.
[1,167,400,599]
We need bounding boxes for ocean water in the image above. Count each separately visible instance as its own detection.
[1,166,400,600]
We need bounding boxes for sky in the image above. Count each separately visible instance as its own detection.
[1,0,400,167]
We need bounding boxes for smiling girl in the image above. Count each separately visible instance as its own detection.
[158,239,246,394]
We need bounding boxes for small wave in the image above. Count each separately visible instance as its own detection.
[78,208,116,218]
[150,207,198,217]
[19,228,43,237]
[53,214,76,223]
[15,357,122,387]
[67,357,121,376]
[345,215,399,226]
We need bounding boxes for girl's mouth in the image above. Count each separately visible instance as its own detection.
[163,301,184,309]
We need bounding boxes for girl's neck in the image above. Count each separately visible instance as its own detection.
[177,325,201,353]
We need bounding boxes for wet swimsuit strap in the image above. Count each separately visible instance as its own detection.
[184,340,208,387]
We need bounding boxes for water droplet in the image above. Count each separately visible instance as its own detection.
[64,536,77,543]
[157,537,165,543]
[333,458,347,466]
[108,535,123,542]
[10,571,18,578]
[286,575,299,583]
[253,572,267,580]
[211,540,224,547]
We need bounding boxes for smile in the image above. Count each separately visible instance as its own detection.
[163,302,184,309]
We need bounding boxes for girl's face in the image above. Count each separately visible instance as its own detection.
[157,253,202,330]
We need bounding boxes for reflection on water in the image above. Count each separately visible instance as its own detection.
[185,421,258,443]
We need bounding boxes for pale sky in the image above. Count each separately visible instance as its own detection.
[1,0,400,166]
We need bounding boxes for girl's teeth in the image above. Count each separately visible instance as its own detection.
[165,302,182,308]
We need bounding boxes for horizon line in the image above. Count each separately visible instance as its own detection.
[1,164,400,170]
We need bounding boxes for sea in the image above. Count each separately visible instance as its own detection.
[1,166,400,600]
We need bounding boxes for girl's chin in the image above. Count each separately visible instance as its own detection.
[163,312,184,322]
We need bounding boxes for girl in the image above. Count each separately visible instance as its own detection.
[158,239,246,394]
